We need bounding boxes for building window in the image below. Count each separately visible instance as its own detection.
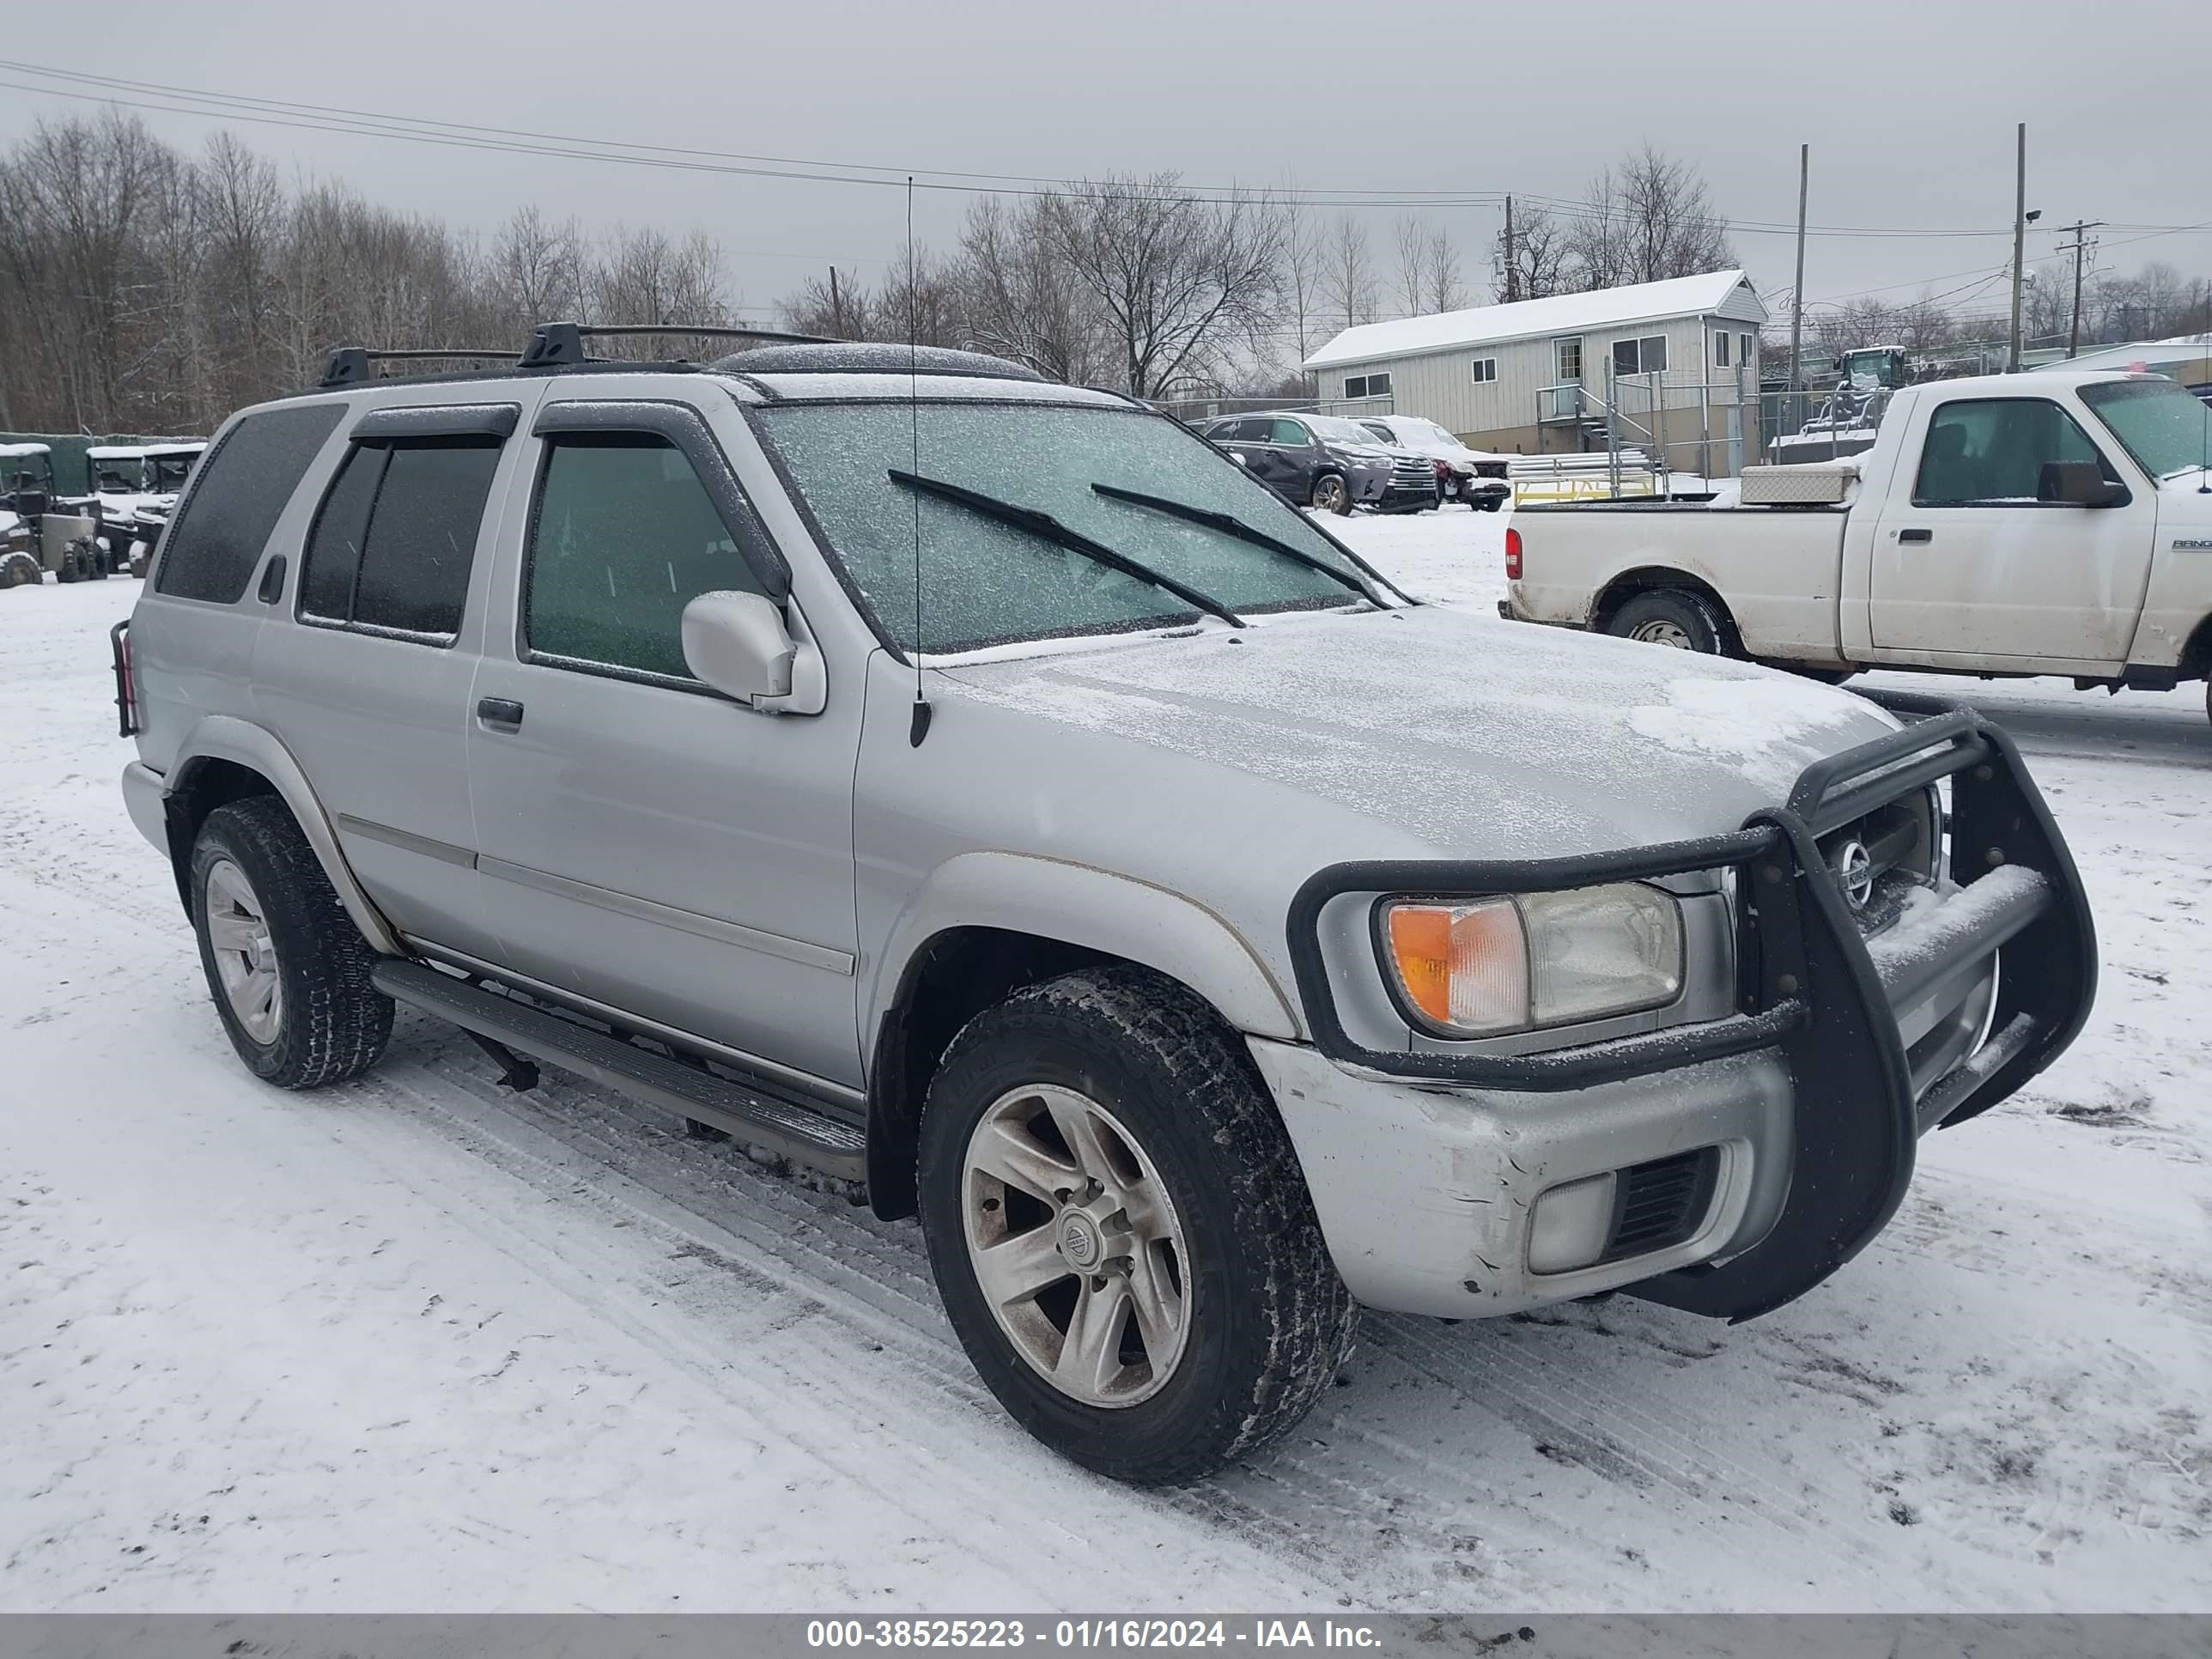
[1469,357,1497,384]
[1714,332,1731,368]
[1344,372,1392,400]
[1554,337,1583,383]
[1741,333,1757,371]
[1612,336,1668,376]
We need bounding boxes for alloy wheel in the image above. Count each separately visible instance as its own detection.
[960,1084,1192,1407]
[204,856,283,1043]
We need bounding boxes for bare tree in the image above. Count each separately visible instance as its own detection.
[1491,201,1570,301]
[1278,192,1324,373]
[1042,173,1281,399]
[955,194,1105,382]
[489,205,586,336]
[1565,147,1735,290]
[1321,214,1376,333]
[1420,226,1466,313]
[1394,216,1428,316]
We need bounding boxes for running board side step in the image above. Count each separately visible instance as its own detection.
[372,958,867,1182]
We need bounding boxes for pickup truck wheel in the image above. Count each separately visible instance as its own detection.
[1607,589,1724,653]
[190,796,393,1089]
[917,965,1356,1486]
[1311,472,1352,516]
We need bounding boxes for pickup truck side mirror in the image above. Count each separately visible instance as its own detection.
[682,589,795,703]
[2038,460,2127,507]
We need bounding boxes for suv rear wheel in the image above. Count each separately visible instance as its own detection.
[190,796,393,1088]
[916,965,1355,1485]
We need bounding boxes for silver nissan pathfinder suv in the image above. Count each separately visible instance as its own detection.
[115,327,2097,1485]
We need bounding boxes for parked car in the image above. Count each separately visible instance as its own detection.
[118,332,2095,1486]
[1358,414,1513,511]
[1200,411,1435,514]
[1504,369,2212,726]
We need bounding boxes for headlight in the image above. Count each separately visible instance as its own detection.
[1379,884,1685,1037]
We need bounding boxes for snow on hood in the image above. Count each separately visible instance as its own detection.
[942,605,1898,860]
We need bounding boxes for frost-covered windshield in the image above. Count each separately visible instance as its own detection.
[755,400,1383,653]
[2080,379,2212,480]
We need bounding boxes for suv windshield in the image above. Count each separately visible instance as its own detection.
[756,400,1383,653]
[2079,379,2212,480]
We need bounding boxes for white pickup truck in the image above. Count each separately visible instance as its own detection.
[1504,369,2212,724]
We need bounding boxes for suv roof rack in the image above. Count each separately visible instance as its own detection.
[319,346,520,389]
[520,321,832,368]
[302,323,852,398]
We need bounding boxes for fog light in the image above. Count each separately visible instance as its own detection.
[1528,1173,1616,1275]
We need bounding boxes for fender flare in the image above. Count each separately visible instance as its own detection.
[865,851,1302,1045]
[166,715,404,955]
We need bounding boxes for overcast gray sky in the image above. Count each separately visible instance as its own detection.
[3,0,2204,338]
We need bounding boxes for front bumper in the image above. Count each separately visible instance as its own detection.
[1273,702,2097,1322]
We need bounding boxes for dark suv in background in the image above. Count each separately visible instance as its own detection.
[1200,413,1434,514]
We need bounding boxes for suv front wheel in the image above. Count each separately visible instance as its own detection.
[917,965,1356,1485]
[1310,472,1351,516]
[190,796,393,1089]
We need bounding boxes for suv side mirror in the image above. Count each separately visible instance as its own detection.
[2038,460,2126,507]
[682,590,794,702]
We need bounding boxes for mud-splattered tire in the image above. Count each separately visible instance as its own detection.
[189,796,392,1089]
[917,964,1356,1486]
[0,551,39,588]
[1606,588,1727,654]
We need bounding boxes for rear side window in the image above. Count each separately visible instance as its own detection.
[301,437,503,640]
[525,433,766,682]
[154,404,343,603]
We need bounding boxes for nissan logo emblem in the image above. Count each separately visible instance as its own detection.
[1834,839,1875,911]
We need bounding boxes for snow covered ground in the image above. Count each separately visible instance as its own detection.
[3,517,2207,1613]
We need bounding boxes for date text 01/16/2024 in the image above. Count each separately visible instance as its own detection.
[805,1620,1395,1650]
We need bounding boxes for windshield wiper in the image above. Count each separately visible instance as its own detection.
[1091,482,1396,608]
[888,469,1246,629]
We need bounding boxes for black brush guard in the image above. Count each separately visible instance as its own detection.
[1285,700,2097,1323]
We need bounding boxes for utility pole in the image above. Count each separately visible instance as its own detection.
[1788,144,1808,406]
[1503,196,1518,302]
[2008,124,2027,372]
[829,264,846,338]
[2055,219,2106,358]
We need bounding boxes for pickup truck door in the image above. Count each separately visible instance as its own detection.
[461,392,866,1092]
[1868,393,2155,665]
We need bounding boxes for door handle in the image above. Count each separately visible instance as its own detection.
[476,696,525,729]
[1898,528,1932,544]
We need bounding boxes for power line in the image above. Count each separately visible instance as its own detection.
[8,57,2210,245]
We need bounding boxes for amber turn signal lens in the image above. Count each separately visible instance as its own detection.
[1382,899,1529,1034]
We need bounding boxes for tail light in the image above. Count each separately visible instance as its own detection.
[1504,527,1523,581]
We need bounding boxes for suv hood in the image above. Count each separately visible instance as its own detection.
[942,605,1899,861]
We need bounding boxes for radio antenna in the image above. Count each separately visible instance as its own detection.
[906,174,933,746]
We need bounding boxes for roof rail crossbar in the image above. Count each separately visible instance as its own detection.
[319,345,517,389]
[520,321,835,368]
